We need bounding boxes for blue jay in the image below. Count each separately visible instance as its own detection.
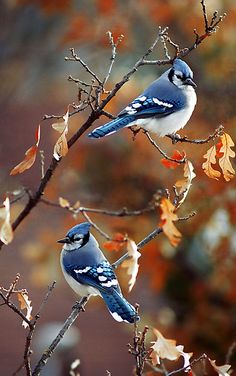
[88,59,196,139]
[58,222,139,323]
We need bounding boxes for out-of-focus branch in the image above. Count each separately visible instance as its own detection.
[32,296,89,376]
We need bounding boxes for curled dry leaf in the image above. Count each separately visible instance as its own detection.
[10,125,41,175]
[202,145,221,180]
[103,233,127,252]
[17,291,33,328]
[218,132,235,182]
[0,197,13,245]
[159,198,181,247]
[208,358,231,376]
[53,108,69,161]
[161,150,186,169]
[175,160,196,208]
[121,238,141,292]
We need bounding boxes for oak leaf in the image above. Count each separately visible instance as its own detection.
[202,145,221,180]
[53,108,69,160]
[161,150,186,169]
[10,125,41,175]
[17,291,33,328]
[208,358,231,376]
[218,132,235,181]
[159,198,181,247]
[0,197,13,245]
[151,328,181,365]
[175,160,196,207]
[121,239,141,292]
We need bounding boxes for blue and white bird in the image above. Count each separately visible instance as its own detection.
[88,59,197,139]
[59,222,138,323]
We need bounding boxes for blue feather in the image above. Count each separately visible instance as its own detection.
[88,115,135,138]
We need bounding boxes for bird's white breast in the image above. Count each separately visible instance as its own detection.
[128,87,197,137]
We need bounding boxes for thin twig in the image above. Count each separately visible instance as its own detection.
[65,48,102,85]
[166,125,224,144]
[144,131,186,163]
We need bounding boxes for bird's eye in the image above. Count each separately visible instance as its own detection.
[176,74,183,79]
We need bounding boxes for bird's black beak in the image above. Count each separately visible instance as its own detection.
[57,237,70,244]
[183,77,197,88]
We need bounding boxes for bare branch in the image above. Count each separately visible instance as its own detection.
[166,125,224,144]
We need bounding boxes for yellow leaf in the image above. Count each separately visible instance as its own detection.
[0,198,13,245]
[202,145,221,180]
[17,291,33,328]
[208,358,231,376]
[59,197,70,208]
[175,160,196,207]
[121,239,141,292]
[218,132,235,181]
[10,125,41,175]
[52,108,69,161]
[151,329,181,365]
[159,198,181,247]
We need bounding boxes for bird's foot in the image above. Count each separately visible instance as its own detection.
[130,126,141,141]
[169,133,182,144]
[72,298,87,312]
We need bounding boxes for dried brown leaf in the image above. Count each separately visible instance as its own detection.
[175,160,196,207]
[10,125,41,175]
[0,198,13,245]
[202,145,221,180]
[53,108,69,161]
[159,198,181,247]
[17,291,33,328]
[151,328,181,365]
[218,132,235,181]
[121,239,141,292]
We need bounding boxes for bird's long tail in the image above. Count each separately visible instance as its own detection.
[100,290,139,323]
[88,115,135,139]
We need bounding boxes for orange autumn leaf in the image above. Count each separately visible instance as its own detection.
[103,233,126,252]
[17,291,33,329]
[218,132,235,181]
[208,358,231,376]
[53,108,69,161]
[121,238,141,292]
[175,160,196,207]
[161,150,186,169]
[159,198,181,247]
[0,197,13,245]
[202,145,221,180]
[10,125,41,175]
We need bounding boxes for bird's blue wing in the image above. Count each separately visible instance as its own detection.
[65,260,138,323]
[88,95,181,138]
[65,260,121,295]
